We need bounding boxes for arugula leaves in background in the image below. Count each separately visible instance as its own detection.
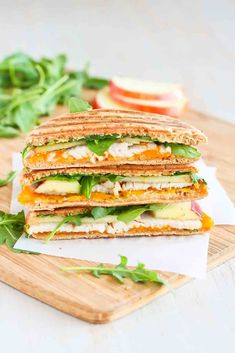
[83,77,109,90]
[0,52,109,138]
[0,210,25,250]
[0,170,17,187]
[69,97,92,113]
[61,255,167,285]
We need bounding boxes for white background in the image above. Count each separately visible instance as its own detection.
[0,1,235,352]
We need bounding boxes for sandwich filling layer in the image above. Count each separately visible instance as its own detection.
[19,173,207,206]
[23,136,201,167]
[26,202,214,240]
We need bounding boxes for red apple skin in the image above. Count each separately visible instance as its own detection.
[110,80,185,101]
[191,201,203,218]
[91,98,100,109]
[25,212,31,223]
[110,94,187,117]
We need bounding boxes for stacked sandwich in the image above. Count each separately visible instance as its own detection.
[19,109,213,241]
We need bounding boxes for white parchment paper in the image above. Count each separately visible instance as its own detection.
[12,153,235,278]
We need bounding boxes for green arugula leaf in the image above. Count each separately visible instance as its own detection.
[21,144,32,160]
[12,102,38,132]
[91,207,116,220]
[69,97,92,113]
[0,52,39,88]
[116,204,165,224]
[190,173,207,184]
[61,255,167,286]
[45,214,82,243]
[0,210,26,251]
[107,174,126,182]
[83,77,109,89]
[167,143,201,158]
[80,175,101,199]
[85,135,118,156]
[0,170,17,187]
[116,206,149,224]
[0,125,19,137]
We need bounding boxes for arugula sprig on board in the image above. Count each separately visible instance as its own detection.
[0,170,17,187]
[61,255,167,285]
[0,210,25,251]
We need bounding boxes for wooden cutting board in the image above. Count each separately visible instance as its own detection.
[0,104,235,324]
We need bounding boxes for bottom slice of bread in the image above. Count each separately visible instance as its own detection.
[31,228,204,240]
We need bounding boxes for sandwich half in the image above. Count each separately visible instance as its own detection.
[22,109,207,169]
[19,164,208,210]
[25,202,214,240]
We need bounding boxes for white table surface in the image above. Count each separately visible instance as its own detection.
[0,1,235,352]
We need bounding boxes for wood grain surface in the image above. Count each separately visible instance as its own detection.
[0,104,234,324]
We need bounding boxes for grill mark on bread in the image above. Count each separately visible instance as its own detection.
[26,109,207,146]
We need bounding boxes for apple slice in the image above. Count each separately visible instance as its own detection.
[35,179,81,195]
[111,90,188,116]
[110,76,185,101]
[92,87,130,110]
[151,202,200,220]
[94,87,187,117]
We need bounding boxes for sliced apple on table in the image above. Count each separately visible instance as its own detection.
[94,87,187,117]
[110,76,185,101]
[92,87,129,110]
[34,179,81,195]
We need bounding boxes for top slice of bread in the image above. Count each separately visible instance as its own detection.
[26,109,207,146]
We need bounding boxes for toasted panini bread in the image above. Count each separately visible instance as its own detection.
[19,164,207,210]
[23,109,206,169]
[26,109,207,146]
